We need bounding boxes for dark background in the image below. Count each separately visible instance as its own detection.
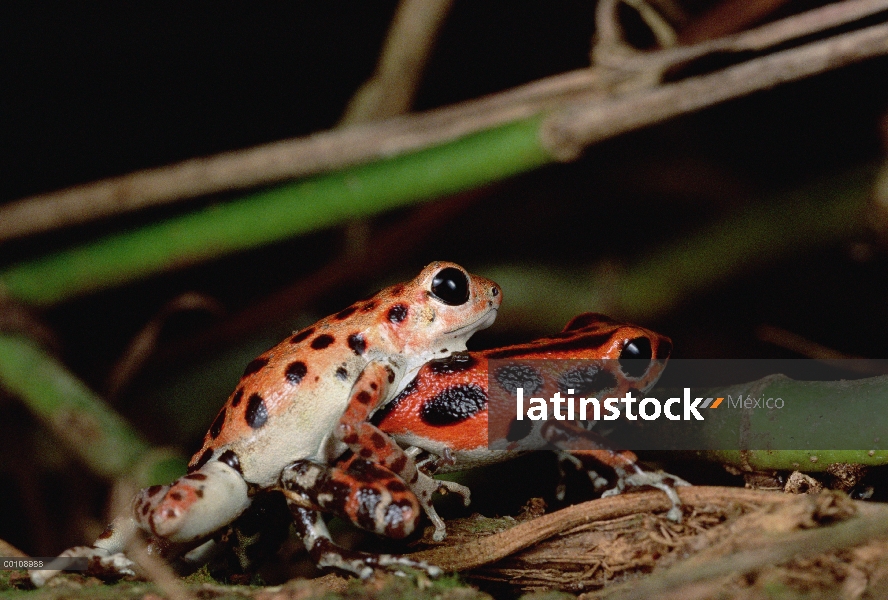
[3,1,888,558]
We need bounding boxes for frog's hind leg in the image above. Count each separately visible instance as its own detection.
[288,505,441,579]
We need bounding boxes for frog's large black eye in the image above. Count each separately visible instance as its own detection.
[431,267,470,306]
[619,337,653,377]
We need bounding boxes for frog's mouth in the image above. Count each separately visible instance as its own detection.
[445,308,497,337]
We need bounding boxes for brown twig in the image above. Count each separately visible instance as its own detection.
[594,499,888,600]
[340,0,453,125]
[755,324,888,375]
[678,0,794,44]
[755,324,863,360]
[407,486,795,571]
[543,19,888,158]
[111,480,194,600]
[106,293,225,400]
[2,0,887,241]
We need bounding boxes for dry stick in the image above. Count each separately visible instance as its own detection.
[678,0,794,44]
[340,0,453,125]
[406,487,794,572]
[2,0,887,241]
[110,480,194,600]
[600,503,888,600]
[543,21,888,157]
[755,324,865,361]
[0,539,28,558]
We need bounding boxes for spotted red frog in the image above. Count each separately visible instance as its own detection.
[364,312,687,539]
[32,262,501,585]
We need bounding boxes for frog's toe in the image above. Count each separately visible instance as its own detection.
[436,479,471,506]
[29,547,137,587]
[609,466,690,522]
[315,546,442,580]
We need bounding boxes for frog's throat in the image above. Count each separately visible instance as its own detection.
[444,308,497,338]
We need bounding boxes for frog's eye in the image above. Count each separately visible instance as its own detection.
[619,337,653,377]
[431,267,470,305]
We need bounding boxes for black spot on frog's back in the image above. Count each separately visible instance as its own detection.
[494,364,544,396]
[286,361,308,384]
[289,328,315,345]
[334,305,358,320]
[242,357,269,378]
[245,393,269,428]
[429,354,477,375]
[189,448,214,473]
[210,407,226,439]
[387,304,408,323]
[311,334,335,350]
[420,384,487,426]
[558,365,618,396]
[347,333,367,355]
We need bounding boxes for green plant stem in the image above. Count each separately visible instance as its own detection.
[692,373,888,471]
[0,117,552,307]
[0,334,185,483]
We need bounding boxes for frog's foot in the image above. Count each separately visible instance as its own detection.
[411,470,471,542]
[402,446,470,542]
[134,460,251,543]
[602,465,690,522]
[29,546,137,586]
[29,515,141,586]
[291,505,442,579]
[554,452,610,499]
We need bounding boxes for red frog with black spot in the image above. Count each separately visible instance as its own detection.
[32,262,500,584]
[369,312,688,537]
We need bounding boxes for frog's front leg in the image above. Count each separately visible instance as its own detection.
[31,460,252,587]
[29,517,140,586]
[338,363,470,540]
[281,459,441,578]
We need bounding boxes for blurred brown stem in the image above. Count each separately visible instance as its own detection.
[340,0,453,125]
[2,0,887,241]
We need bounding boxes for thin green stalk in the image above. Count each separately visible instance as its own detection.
[692,373,888,471]
[0,334,185,483]
[0,117,552,307]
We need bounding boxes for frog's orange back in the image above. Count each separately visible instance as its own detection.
[372,313,671,465]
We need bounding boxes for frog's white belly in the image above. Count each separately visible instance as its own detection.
[233,395,347,487]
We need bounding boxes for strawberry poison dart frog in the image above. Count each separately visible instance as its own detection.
[364,312,687,538]
[31,262,501,584]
